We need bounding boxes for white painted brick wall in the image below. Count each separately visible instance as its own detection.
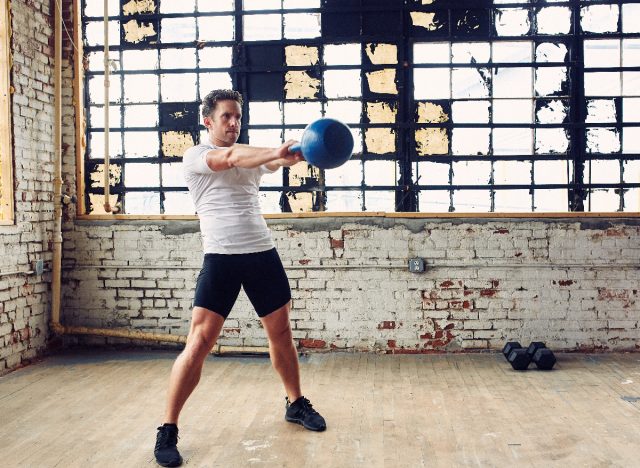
[0,0,62,374]
[59,218,640,353]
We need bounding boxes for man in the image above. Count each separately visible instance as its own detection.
[154,89,326,468]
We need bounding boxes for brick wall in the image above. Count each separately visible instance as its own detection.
[0,0,59,374]
[61,218,640,353]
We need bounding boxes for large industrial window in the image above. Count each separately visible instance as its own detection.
[0,0,13,223]
[80,0,640,215]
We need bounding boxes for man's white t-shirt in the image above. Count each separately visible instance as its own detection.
[183,143,277,254]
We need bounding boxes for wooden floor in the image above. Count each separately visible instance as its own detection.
[1,350,640,468]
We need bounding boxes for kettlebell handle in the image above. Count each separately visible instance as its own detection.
[289,143,301,153]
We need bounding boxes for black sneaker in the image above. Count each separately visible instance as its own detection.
[285,396,327,432]
[154,424,183,467]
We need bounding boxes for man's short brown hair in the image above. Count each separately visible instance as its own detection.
[201,89,243,119]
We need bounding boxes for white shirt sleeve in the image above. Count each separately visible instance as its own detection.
[183,145,216,175]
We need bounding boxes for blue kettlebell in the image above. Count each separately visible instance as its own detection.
[289,118,354,169]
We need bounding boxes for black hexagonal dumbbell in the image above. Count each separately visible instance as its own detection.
[507,347,531,370]
[532,348,556,370]
[502,341,522,360]
[527,342,556,370]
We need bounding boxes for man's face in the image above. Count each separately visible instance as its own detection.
[204,99,242,147]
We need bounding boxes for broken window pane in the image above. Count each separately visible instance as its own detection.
[326,100,362,124]
[536,6,571,35]
[125,192,160,215]
[494,8,531,37]
[414,68,450,100]
[89,194,120,214]
[323,44,361,65]
[452,128,490,156]
[249,102,282,125]
[160,18,195,43]
[125,163,159,187]
[493,128,533,155]
[365,191,395,212]
[198,16,235,41]
[494,99,533,123]
[199,47,233,68]
[124,104,158,128]
[535,67,567,96]
[417,102,449,124]
[584,72,621,97]
[161,48,196,69]
[452,68,491,99]
[586,99,617,123]
[366,69,398,95]
[365,43,398,65]
[285,71,321,99]
[285,45,319,66]
[493,67,533,98]
[584,39,620,68]
[494,190,531,212]
[284,13,321,39]
[324,70,361,98]
[535,42,567,63]
[244,14,282,41]
[364,129,396,155]
[89,162,122,188]
[364,160,397,186]
[492,41,532,63]
[452,100,490,123]
[494,161,532,185]
[123,131,159,157]
[161,73,197,101]
[452,161,490,186]
[415,128,449,156]
[455,190,491,212]
[534,160,570,185]
[162,131,194,157]
[123,74,158,103]
[419,190,450,213]
[410,11,445,33]
[326,191,363,212]
[535,128,569,154]
[581,5,619,34]
[325,160,362,187]
[164,192,195,214]
[452,42,490,64]
[414,43,449,64]
[536,99,567,124]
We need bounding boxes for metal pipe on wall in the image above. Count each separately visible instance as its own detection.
[51,0,63,330]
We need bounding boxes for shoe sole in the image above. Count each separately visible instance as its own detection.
[285,415,327,432]
[155,456,183,467]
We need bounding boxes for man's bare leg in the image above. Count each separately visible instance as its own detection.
[163,306,225,424]
[260,301,302,402]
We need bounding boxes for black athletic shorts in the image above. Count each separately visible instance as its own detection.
[193,247,291,319]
